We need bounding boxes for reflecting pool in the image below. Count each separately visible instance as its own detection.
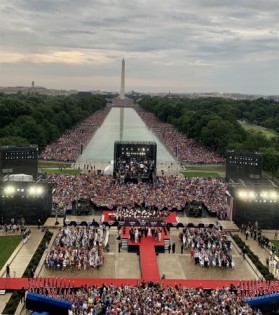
[77,107,178,169]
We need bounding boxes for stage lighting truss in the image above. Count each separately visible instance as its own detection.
[3,185,16,196]
[27,186,44,197]
[237,189,279,202]
[2,184,44,197]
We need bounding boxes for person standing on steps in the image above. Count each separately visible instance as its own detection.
[242,246,247,259]
[172,242,176,253]
[6,264,10,277]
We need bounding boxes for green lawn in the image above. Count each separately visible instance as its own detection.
[43,169,81,175]
[182,165,225,172]
[182,171,222,178]
[271,240,279,257]
[239,121,277,139]
[38,161,72,169]
[0,235,22,269]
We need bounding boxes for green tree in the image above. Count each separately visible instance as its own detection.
[261,148,279,178]
[200,119,235,154]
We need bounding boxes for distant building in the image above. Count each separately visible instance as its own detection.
[0,86,78,95]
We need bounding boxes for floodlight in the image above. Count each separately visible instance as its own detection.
[28,186,44,196]
[260,191,268,198]
[270,191,279,200]
[248,191,256,199]
[4,185,16,195]
[238,190,247,199]
[37,186,44,195]
[28,186,36,195]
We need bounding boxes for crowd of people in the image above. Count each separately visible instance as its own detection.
[241,221,279,277]
[39,108,110,162]
[114,206,169,221]
[39,104,225,165]
[45,225,108,271]
[49,174,229,219]
[180,227,234,268]
[127,226,166,243]
[28,282,260,314]
[115,156,155,180]
[135,107,225,164]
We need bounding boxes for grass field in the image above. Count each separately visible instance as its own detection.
[43,169,80,175]
[271,240,279,257]
[183,171,222,178]
[39,161,72,168]
[0,235,22,270]
[239,121,277,139]
[182,165,225,172]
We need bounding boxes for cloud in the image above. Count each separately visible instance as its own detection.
[0,0,278,94]
[0,50,112,64]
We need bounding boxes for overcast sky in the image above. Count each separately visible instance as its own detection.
[1,0,279,94]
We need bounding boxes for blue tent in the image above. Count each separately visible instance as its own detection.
[244,293,279,313]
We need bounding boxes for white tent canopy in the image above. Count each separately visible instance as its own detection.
[104,160,114,175]
[3,174,33,182]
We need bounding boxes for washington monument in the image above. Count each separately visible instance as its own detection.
[120,58,125,99]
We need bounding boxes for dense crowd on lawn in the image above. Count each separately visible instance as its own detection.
[45,226,108,271]
[50,174,229,219]
[39,104,225,165]
[135,107,225,164]
[39,108,110,162]
[180,227,234,268]
[29,282,258,314]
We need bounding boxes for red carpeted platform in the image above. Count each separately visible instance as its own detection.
[121,227,169,280]
[103,210,117,222]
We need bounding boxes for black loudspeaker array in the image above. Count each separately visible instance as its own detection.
[0,145,38,177]
[226,150,262,180]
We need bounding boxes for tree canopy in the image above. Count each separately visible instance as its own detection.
[138,96,279,177]
[0,93,107,151]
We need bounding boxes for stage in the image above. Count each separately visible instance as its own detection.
[102,210,178,225]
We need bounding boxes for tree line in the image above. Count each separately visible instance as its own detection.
[0,93,107,150]
[138,96,279,178]
[0,93,278,177]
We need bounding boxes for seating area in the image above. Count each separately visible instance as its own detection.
[45,226,108,271]
[180,226,235,268]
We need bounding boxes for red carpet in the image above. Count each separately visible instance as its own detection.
[139,237,161,280]
[166,212,177,223]
[2,278,278,291]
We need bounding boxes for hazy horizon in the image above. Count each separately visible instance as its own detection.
[1,0,278,95]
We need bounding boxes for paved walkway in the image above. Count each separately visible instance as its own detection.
[0,228,44,314]
[235,231,279,279]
